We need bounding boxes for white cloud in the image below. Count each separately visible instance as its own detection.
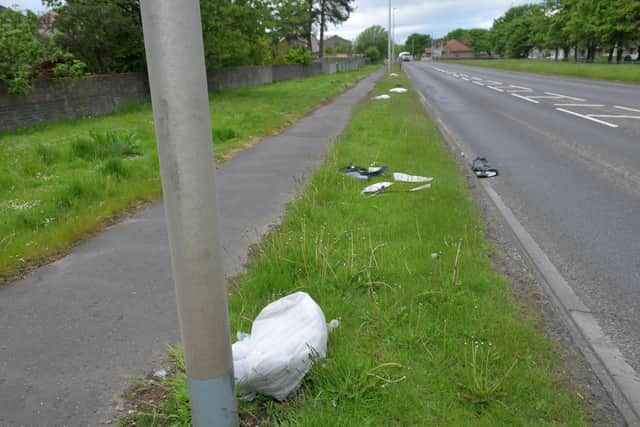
[0,0,47,13]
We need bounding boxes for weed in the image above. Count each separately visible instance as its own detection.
[212,127,238,142]
[71,131,143,161]
[102,158,129,178]
[35,144,61,165]
[461,340,520,405]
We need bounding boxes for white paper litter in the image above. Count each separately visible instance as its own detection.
[367,166,385,174]
[153,369,167,380]
[409,183,431,191]
[393,172,433,183]
[390,73,399,77]
[361,182,393,194]
[389,87,408,93]
[372,94,391,100]
[232,292,329,401]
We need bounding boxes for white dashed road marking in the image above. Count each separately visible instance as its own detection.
[554,104,604,107]
[512,93,540,103]
[556,108,619,128]
[487,86,504,92]
[615,105,640,113]
[544,91,585,101]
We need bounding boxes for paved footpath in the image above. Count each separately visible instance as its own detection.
[0,68,383,427]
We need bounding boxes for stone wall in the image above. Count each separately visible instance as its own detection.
[0,58,367,133]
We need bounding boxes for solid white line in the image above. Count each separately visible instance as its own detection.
[556,108,618,128]
[615,105,640,113]
[472,81,485,86]
[512,93,539,103]
[589,115,640,119]
[487,86,504,92]
[544,91,585,101]
[554,103,604,107]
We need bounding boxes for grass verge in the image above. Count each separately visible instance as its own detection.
[442,59,640,83]
[0,65,377,282]
[121,70,589,425]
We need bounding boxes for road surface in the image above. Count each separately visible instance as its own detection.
[405,62,640,378]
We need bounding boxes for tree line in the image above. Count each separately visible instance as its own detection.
[445,0,640,61]
[1,0,354,94]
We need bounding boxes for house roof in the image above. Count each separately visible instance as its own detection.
[444,39,472,52]
[424,47,432,54]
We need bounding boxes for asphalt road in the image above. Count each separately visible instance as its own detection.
[0,68,384,427]
[405,61,640,376]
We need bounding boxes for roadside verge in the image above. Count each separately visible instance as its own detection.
[122,69,589,426]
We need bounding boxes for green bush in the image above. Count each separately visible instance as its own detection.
[212,127,238,142]
[285,47,313,65]
[364,46,381,63]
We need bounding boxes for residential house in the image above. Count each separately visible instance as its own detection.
[324,35,352,51]
[289,36,320,55]
[38,10,57,35]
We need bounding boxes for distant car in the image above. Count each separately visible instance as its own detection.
[623,53,639,62]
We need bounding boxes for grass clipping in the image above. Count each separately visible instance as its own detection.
[121,70,588,426]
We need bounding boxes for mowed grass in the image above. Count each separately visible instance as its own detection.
[0,65,377,281]
[122,71,588,426]
[444,59,640,83]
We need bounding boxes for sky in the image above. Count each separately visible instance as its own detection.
[2,0,532,45]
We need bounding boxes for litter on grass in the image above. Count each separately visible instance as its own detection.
[232,292,337,401]
[409,183,431,191]
[393,172,433,183]
[389,87,408,93]
[362,182,394,194]
[390,73,399,77]
[471,157,499,178]
[340,164,388,180]
[373,94,391,100]
[152,369,167,380]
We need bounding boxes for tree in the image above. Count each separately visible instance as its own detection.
[0,8,44,93]
[200,0,271,68]
[491,4,544,58]
[44,0,145,73]
[404,33,432,57]
[0,7,84,94]
[354,25,388,59]
[317,0,354,57]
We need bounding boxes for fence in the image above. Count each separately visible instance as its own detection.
[0,57,366,132]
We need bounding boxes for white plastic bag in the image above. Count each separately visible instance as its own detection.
[372,94,391,100]
[233,292,329,401]
[389,87,408,93]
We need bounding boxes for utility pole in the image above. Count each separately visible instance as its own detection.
[392,8,397,64]
[387,0,391,72]
[139,1,237,426]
